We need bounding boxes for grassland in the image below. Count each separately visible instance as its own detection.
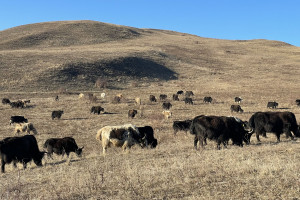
[0,20,300,199]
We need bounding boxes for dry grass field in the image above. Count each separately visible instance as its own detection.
[0,20,300,199]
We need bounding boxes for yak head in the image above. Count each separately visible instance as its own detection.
[75,146,84,157]
[33,151,46,166]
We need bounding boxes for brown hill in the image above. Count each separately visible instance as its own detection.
[0,20,299,92]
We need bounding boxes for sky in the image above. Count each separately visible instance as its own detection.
[1,0,299,46]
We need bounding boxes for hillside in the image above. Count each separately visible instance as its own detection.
[0,20,299,93]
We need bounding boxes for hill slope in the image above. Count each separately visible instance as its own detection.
[0,20,299,92]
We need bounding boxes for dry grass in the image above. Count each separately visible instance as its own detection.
[0,20,300,199]
[0,84,300,199]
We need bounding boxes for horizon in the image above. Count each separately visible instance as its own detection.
[0,1,299,47]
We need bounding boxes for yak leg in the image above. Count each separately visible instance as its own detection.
[1,160,5,173]
[174,129,177,135]
[199,137,205,149]
[262,132,267,138]
[47,153,53,159]
[275,132,281,142]
[194,135,199,150]
[122,140,130,152]
[216,141,221,150]
[285,131,294,140]
[22,162,27,169]
[256,133,261,142]
[102,139,109,155]
[195,135,206,150]
[13,161,17,168]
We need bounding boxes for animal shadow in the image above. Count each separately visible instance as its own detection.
[102,112,118,115]
[45,159,81,166]
[62,118,89,120]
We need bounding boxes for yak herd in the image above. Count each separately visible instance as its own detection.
[0,92,300,173]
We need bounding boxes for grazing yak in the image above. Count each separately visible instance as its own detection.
[135,97,141,105]
[15,123,38,135]
[0,135,45,173]
[91,106,104,115]
[247,111,300,143]
[10,100,25,108]
[21,99,31,104]
[149,95,157,102]
[95,124,144,154]
[267,101,278,109]
[177,90,184,95]
[100,93,106,99]
[2,98,10,105]
[55,96,59,101]
[136,126,158,148]
[43,137,84,159]
[190,115,249,150]
[52,110,64,120]
[172,94,179,101]
[78,93,84,99]
[295,99,300,106]
[203,96,213,103]
[113,96,121,103]
[230,105,244,113]
[10,116,28,125]
[159,94,167,101]
[162,102,172,110]
[185,91,194,97]
[173,120,192,135]
[162,110,172,119]
[184,97,193,105]
[128,109,138,118]
[234,97,243,104]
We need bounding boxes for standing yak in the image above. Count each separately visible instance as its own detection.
[0,135,45,173]
[247,111,300,143]
[91,106,104,115]
[43,137,84,159]
[190,115,249,150]
[136,126,158,148]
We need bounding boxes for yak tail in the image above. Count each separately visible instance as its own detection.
[96,129,102,141]
[248,115,255,129]
[248,115,255,134]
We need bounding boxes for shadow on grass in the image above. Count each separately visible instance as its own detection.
[45,159,81,166]
[62,118,89,121]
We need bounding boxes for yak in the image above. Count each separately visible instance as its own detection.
[0,135,45,173]
[247,111,300,143]
[190,115,249,150]
[43,137,84,159]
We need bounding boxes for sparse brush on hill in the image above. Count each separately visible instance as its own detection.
[0,20,298,92]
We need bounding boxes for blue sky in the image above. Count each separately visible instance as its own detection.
[1,1,299,46]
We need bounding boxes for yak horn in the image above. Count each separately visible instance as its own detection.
[248,129,254,134]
